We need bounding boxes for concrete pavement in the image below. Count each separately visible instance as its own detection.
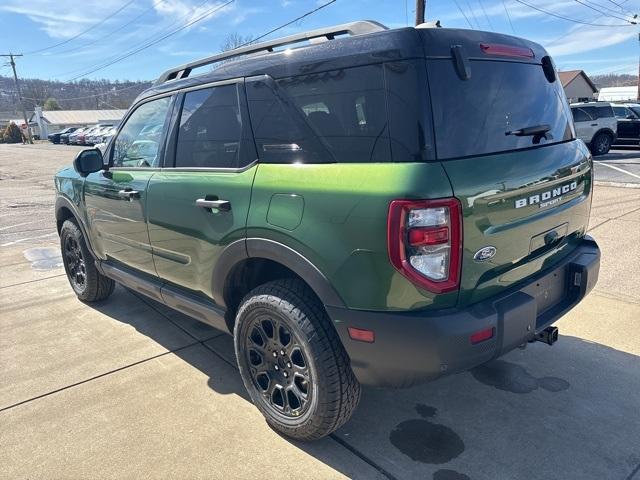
[1,143,639,479]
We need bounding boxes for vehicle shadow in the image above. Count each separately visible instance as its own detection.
[90,286,640,480]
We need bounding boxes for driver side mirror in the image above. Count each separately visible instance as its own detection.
[627,114,637,120]
[73,149,105,176]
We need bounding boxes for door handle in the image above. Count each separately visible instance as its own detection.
[195,198,231,212]
[118,189,140,199]
[591,123,598,127]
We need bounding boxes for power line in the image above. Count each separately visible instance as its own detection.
[582,0,637,17]
[24,0,137,55]
[502,0,517,33]
[453,0,475,28]
[514,0,636,26]
[66,0,236,81]
[22,82,150,102]
[572,0,637,22]
[478,0,495,31]
[463,0,482,28]
[47,0,169,57]
[234,0,338,49]
[54,0,216,78]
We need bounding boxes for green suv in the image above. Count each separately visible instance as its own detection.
[54,21,600,440]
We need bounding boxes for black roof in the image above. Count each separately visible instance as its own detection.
[135,24,548,104]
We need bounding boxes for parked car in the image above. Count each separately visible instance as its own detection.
[60,130,76,144]
[612,103,640,146]
[55,21,600,441]
[68,128,87,145]
[76,125,100,146]
[570,101,617,155]
[48,127,76,144]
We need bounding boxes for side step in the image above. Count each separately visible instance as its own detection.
[100,262,229,333]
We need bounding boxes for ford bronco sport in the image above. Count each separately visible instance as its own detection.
[55,21,600,441]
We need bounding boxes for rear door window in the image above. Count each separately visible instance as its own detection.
[247,65,390,163]
[595,105,614,119]
[571,108,592,123]
[427,60,574,160]
[174,84,254,169]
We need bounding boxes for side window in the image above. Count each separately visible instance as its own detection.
[581,106,596,120]
[595,106,614,119]
[612,106,626,118]
[246,65,390,163]
[174,84,251,169]
[571,108,590,123]
[112,96,172,168]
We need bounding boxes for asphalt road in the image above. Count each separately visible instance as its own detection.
[1,142,640,480]
[594,147,640,185]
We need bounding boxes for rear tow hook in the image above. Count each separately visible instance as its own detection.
[531,326,559,346]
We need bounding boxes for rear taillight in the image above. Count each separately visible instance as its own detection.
[387,198,462,294]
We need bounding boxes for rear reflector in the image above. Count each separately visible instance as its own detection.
[348,327,375,343]
[479,43,534,59]
[408,226,449,246]
[470,327,494,344]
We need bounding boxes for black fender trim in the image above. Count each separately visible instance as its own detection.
[211,238,248,307]
[246,238,345,308]
[211,238,345,309]
[55,196,99,261]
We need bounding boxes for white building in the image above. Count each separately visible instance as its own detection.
[598,86,638,102]
[30,108,127,138]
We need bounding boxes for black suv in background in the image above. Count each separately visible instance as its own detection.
[612,103,640,146]
[48,127,77,144]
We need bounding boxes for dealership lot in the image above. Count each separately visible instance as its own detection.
[1,143,639,480]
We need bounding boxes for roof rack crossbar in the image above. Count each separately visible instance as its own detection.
[154,20,388,85]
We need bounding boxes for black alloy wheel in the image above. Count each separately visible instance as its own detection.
[244,315,312,418]
[63,234,87,293]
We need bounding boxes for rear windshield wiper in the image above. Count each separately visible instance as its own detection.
[505,124,551,137]
[505,124,551,144]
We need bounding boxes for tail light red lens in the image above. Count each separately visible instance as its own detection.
[387,198,462,294]
[479,43,534,59]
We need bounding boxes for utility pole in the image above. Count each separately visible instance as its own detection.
[0,53,33,144]
[415,0,425,25]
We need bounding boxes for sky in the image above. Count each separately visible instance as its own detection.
[0,0,638,82]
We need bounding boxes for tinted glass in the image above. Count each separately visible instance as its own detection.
[247,65,390,163]
[595,106,614,119]
[175,85,247,168]
[581,106,596,119]
[612,106,627,118]
[385,60,435,161]
[112,97,171,168]
[571,108,591,123]
[428,60,574,159]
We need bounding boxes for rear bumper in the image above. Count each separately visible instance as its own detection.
[327,236,600,388]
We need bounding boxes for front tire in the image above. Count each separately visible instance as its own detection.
[60,219,115,302]
[234,279,361,441]
[591,132,612,156]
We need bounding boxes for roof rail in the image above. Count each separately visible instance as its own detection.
[154,20,388,85]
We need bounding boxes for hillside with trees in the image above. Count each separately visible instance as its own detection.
[0,76,151,114]
[591,73,638,90]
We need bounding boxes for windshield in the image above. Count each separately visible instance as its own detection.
[630,106,640,117]
[427,60,574,160]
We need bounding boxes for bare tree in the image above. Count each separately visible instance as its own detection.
[220,32,255,52]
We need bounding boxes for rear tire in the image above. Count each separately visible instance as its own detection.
[591,132,612,156]
[234,278,361,441]
[60,219,114,302]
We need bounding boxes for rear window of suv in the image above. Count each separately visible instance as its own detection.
[427,60,574,160]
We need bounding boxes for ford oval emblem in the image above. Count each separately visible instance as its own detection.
[474,246,496,262]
